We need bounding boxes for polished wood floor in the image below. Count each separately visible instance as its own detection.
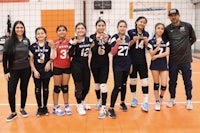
[0,55,200,133]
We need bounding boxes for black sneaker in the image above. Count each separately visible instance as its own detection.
[43,107,49,116]
[108,108,116,119]
[120,102,128,112]
[6,113,17,122]
[20,109,28,118]
[36,108,43,117]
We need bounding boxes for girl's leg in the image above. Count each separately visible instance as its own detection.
[42,78,50,115]
[160,70,168,101]
[151,70,160,101]
[82,66,91,101]
[53,75,62,106]
[42,78,50,107]
[34,78,42,107]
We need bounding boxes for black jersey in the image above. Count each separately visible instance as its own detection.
[128,29,149,64]
[29,41,52,79]
[110,34,131,71]
[164,21,196,64]
[69,36,92,66]
[90,33,111,68]
[148,37,169,70]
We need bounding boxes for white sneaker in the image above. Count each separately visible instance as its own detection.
[77,104,86,115]
[95,99,102,110]
[53,105,65,116]
[98,106,107,119]
[166,99,175,108]
[65,105,72,115]
[154,102,161,111]
[186,100,193,110]
[82,101,91,110]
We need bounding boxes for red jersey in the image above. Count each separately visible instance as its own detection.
[53,39,71,68]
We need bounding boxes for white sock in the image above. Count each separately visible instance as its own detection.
[132,92,136,99]
[143,94,148,103]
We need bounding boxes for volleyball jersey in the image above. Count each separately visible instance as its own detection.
[110,34,131,71]
[69,36,92,66]
[90,33,111,68]
[128,29,149,64]
[29,41,52,79]
[53,39,71,69]
[148,37,170,70]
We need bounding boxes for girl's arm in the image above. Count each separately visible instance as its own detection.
[49,41,58,60]
[29,54,40,79]
[111,38,120,56]
[154,47,169,58]
[149,45,160,57]
[152,47,169,61]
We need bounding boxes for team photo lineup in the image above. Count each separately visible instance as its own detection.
[1,5,197,124]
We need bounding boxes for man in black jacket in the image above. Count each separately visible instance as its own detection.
[164,9,196,110]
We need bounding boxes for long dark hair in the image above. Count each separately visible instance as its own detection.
[135,16,147,32]
[6,20,26,65]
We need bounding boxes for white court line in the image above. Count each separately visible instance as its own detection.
[0,101,200,106]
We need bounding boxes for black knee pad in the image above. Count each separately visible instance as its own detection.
[142,86,149,94]
[130,85,136,92]
[154,83,160,90]
[54,86,61,93]
[61,85,68,93]
[161,85,167,91]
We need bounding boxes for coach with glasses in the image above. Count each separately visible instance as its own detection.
[164,9,196,109]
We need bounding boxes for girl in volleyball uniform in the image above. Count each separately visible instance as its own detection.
[50,25,72,116]
[29,27,52,117]
[90,19,111,119]
[108,20,131,119]
[69,22,93,115]
[148,23,169,111]
[128,16,149,112]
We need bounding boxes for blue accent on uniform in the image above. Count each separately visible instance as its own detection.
[148,37,169,70]
[69,37,92,67]
[110,34,131,71]
[29,41,52,79]
[128,29,149,65]
[90,33,111,68]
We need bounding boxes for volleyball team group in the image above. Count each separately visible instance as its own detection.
[2,9,196,122]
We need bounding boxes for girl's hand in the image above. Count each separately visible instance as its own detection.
[73,37,78,45]
[96,34,101,41]
[103,34,109,43]
[133,36,139,42]
[49,41,58,49]
[143,37,148,44]
[34,70,40,79]
[44,61,51,72]
[4,73,10,81]
[116,38,121,45]
[156,37,162,48]
[152,55,158,61]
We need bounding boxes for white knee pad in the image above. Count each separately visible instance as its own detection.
[95,83,100,90]
[100,83,108,93]
[130,78,137,85]
[141,78,148,87]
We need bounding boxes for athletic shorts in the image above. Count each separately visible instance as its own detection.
[130,63,148,79]
[53,67,71,75]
